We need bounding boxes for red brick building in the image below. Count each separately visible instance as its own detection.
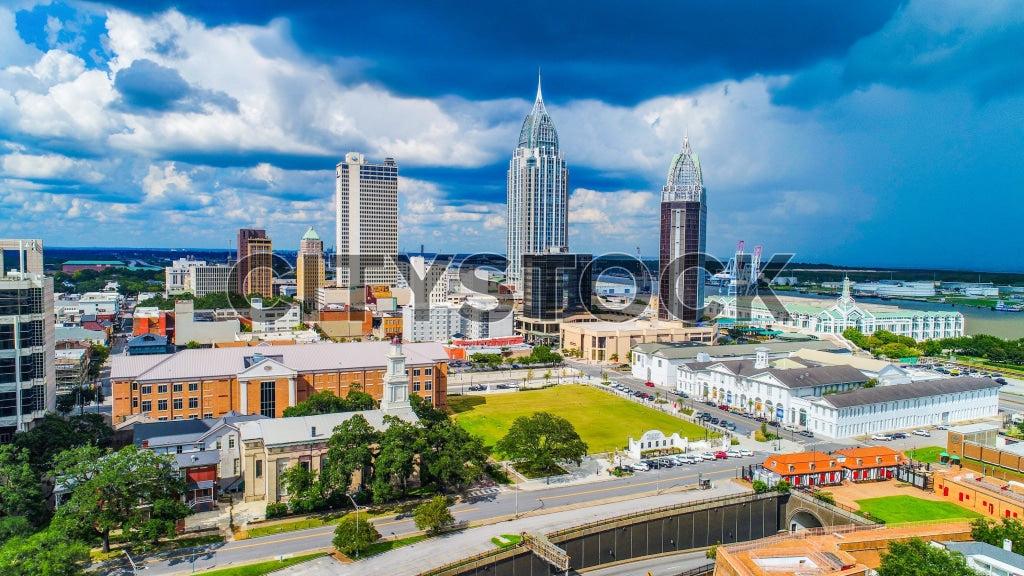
[111,341,448,423]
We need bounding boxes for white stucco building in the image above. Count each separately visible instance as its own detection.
[403,300,513,343]
[708,277,964,341]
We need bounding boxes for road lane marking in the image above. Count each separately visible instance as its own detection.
[538,468,741,501]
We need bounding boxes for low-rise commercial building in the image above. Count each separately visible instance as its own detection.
[402,300,513,343]
[834,446,904,482]
[755,452,844,488]
[110,341,448,423]
[55,348,89,395]
[562,319,716,364]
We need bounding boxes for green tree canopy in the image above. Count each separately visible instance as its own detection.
[13,414,112,478]
[332,514,379,558]
[369,416,421,503]
[413,495,455,535]
[495,412,588,477]
[971,517,1024,555]
[0,446,46,525]
[51,445,189,552]
[0,527,89,576]
[324,414,381,492]
[877,537,973,576]
[283,390,375,417]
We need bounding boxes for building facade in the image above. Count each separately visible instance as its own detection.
[708,278,965,341]
[658,135,707,324]
[165,257,207,296]
[236,228,267,295]
[560,320,716,364]
[188,264,233,298]
[335,152,399,287]
[0,239,56,443]
[516,253,592,346]
[244,236,273,297]
[110,341,448,423]
[506,78,569,292]
[296,226,325,309]
[402,300,513,343]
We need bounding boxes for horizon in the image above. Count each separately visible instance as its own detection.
[2,2,1023,272]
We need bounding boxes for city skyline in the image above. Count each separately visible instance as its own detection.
[1,2,1023,271]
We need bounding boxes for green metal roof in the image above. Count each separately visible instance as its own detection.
[301,226,320,241]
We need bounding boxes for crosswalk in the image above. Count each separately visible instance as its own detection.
[463,485,504,499]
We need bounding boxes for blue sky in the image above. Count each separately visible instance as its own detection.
[1,1,1022,271]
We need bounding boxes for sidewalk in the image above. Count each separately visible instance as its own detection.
[275,481,751,576]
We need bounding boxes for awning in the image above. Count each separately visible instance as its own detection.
[188,480,215,490]
[939,452,949,457]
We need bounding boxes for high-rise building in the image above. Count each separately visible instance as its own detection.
[236,228,267,295]
[335,152,398,287]
[658,135,707,324]
[0,239,56,443]
[188,264,233,298]
[506,76,569,292]
[245,237,273,297]
[296,226,325,309]
[516,253,592,346]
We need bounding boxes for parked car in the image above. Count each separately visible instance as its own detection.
[718,404,730,411]
[935,424,950,430]
[700,452,716,461]
[996,378,1008,385]
[783,424,798,432]
[799,430,814,438]
[495,383,509,389]
[680,392,689,398]
[739,449,754,457]
[726,423,737,431]
[710,417,720,425]
[767,420,780,427]
[891,432,907,439]
[645,381,655,387]
[714,451,728,459]
[632,461,650,471]
[725,450,742,458]
[872,434,893,441]
[913,429,931,437]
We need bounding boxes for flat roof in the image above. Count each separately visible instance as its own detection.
[112,341,448,382]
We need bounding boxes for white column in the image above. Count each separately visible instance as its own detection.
[239,380,248,415]
[288,378,296,407]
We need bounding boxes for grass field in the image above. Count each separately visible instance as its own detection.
[855,495,981,523]
[195,553,325,576]
[904,446,946,463]
[449,384,714,455]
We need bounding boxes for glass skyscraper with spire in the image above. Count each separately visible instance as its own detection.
[506,77,569,292]
[658,135,707,324]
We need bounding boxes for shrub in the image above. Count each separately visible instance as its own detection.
[775,480,791,494]
[752,480,769,494]
[265,502,289,519]
[333,515,380,557]
[754,430,767,442]
[813,491,835,505]
[730,438,740,446]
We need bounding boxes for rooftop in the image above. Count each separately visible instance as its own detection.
[112,341,447,382]
[634,338,833,361]
[683,360,868,389]
[822,376,1003,409]
[941,541,1024,571]
[239,408,417,448]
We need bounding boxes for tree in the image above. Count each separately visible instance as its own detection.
[283,390,376,417]
[495,412,588,477]
[280,464,328,514]
[51,445,189,552]
[13,414,113,478]
[332,514,380,558]
[0,446,46,524]
[369,416,420,503]
[419,418,488,492]
[414,495,455,535]
[774,480,790,494]
[324,414,381,492]
[877,537,973,576]
[0,527,89,576]
[706,540,720,559]
[185,340,202,349]
[971,517,1024,555]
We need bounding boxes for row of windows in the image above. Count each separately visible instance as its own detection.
[132,382,200,394]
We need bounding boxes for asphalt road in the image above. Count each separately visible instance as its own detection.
[98,459,753,575]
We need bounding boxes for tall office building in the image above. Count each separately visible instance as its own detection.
[0,239,56,443]
[506,76,569,292]
[658,135,707,324]
[335,152,399,287]
[296,226,325,309]
[516,253,592,346]
[236,228,267,295]
[245,237,274,297]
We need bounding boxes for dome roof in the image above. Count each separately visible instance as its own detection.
[662,134,704,202]
[301,226,320,241]
[517,76,559,149]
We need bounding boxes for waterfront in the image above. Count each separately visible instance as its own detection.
[782,291,1024,339]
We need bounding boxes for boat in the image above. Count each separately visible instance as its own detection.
[992,301,1024,312]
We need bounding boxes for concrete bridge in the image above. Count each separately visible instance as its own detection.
[783,489,879,531]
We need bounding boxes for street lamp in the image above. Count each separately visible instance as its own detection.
[345,493,361,559]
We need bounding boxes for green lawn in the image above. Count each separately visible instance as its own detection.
[194,553,325,576]
[904,446,946,463]
[449,384,715,455]
[855,495,981,523]
[361,534,429,557]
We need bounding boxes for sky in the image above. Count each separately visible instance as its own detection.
[1,1,1022,271]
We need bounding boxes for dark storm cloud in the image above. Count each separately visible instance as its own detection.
[95,0,902,104]
[113,59,239,114]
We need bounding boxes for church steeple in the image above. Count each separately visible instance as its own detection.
[381,337,411,413]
